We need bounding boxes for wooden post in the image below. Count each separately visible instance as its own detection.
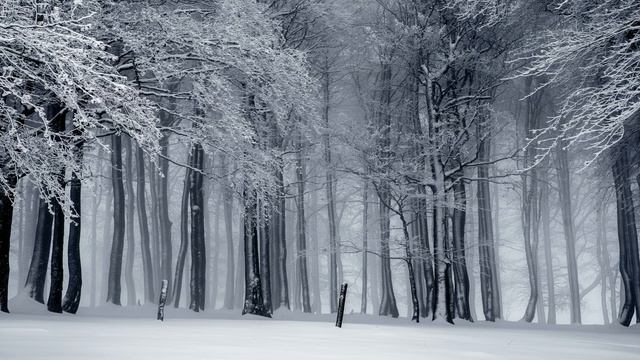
[335,283,348,328]
[157,280,168,321]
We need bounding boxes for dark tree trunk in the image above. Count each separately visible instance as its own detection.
[158,134,173,303]
[25,197,53,303]
[0,176,16,313]
[107,135,126,305]
[149,162,161,296]
[62,144,83,314]
[47,173,65,313]
[189,144,206,312]
[612,147,640,326]
[259,199,273,313]
[242,188,270,317]
[136,146,155,303]
[476,127,501,321]
[173,156,191,308]
[451,181,472,321]
[123,136,136,306]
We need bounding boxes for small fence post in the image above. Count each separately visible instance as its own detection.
[335,283,348,328]
[157,280,168,321]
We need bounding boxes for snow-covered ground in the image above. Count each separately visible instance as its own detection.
[1,304,639,360]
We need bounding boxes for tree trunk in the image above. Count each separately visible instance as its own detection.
[123,136,136,306]
[377,185,399,318]
[136,146,154,304]
[25,197,53,303]
[221,155,235,310]
[612,147,640,326]
[259,198,272,314]
[158,134,173,303]
[242,188,270,317]
[451,181,472,321]
[148,161,161,296]
[107,134,126,305]
[173,155,191,308]
[540,169,556,324]
[189,144,206,312]
[0,176,16,313]
[47,173,65,313]
[62,143,83,314]
[322,65,339,314]
[361,178,369,314]
[296,143,311,313]
[555,145,581,324]
[477,126,501,322]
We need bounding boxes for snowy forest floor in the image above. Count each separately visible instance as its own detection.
[1,302,639,360]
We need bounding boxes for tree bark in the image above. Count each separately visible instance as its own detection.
[189,143,206,312]
[241,188,270,317]
[221,154,235,310]
[540,169,556,324]
[173,154,191,308]
[451,180,472,321]
[136,145,155,304]
[555,145,581,324]
[295,142,311,313]
[361,178,369,314]
[612,147,640,326]
[62,143,83,314]
[107,134,126,305]
[25,196,53,303]
[123,136,136,306]
[0,175,16,313]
